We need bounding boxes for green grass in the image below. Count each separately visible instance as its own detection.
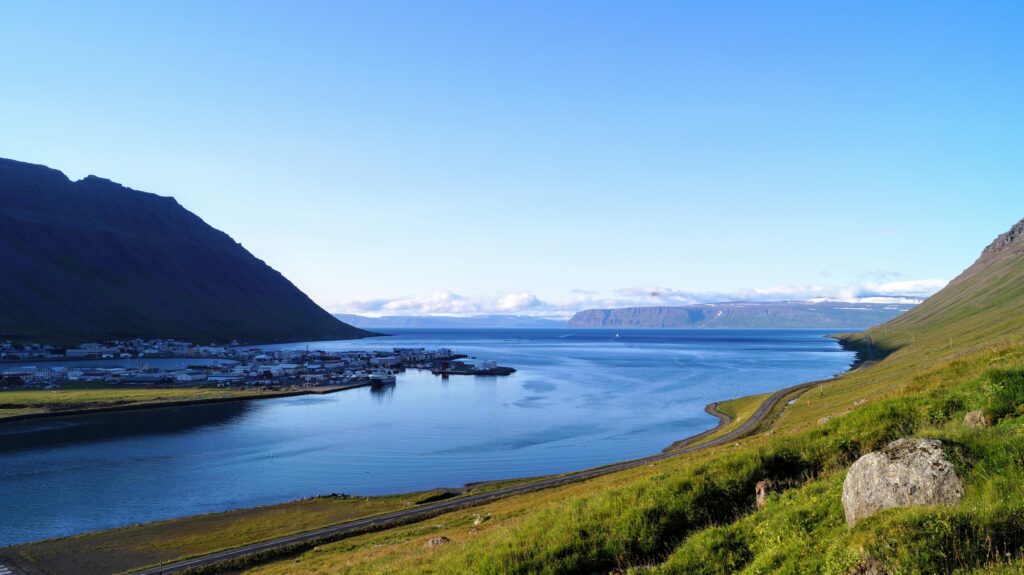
[683,393,770,447]
[237,346,1024,575]
[233,241,1024,575]
[0,385,284,420]
[12,228,1024,575]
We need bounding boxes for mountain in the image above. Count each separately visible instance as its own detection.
[334,314,567,329]
[0,158,372,343]
[845,217,1024,359]
[567,301,915,329]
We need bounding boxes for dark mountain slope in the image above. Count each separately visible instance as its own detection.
[0,158,371,343]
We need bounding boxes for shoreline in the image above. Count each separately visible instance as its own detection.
[0,383,368,425]
[0,336,859,574]
[2,362,856,574]
[115,371,846,575]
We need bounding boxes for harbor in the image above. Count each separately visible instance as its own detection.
[0,339,515,393]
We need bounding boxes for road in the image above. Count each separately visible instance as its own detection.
[130,376,829,575]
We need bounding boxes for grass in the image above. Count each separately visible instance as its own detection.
[682,393,770,448]
[235,344,1024,575]
[0,478,542,575]
[225,248,1024,575]
[10,229,1024,574]
[0,384,287,421]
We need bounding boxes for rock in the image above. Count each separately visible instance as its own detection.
[472,514,485,526]
[818,415,832,425]
[854,399,868,407]
[847,558,887,574]
[963,410,991,428]
[842,438,964,527]
[426,536,451,548]
[755,478,800,509]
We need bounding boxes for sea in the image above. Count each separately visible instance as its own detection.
[0,328,855,546]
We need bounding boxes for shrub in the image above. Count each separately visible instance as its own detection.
[985,369,1024,422]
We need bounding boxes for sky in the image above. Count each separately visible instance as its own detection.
[3,1,1023,318]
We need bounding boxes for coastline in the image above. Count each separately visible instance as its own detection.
[1,355,857,575]
[114,372,847,575]
[0,334,860,575]
[0,383,367,425]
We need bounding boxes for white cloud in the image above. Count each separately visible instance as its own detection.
[334,278,949,319]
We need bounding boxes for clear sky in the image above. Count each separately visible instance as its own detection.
[3,1,1022,317]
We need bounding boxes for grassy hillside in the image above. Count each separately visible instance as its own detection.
[6,219,1024,575]
[226,218,1024,574]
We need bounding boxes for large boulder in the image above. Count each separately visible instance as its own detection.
[842,438,964,526]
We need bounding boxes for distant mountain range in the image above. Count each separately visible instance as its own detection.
[334,314,567,329]
[568,301,916,329]
[0,158,371,343]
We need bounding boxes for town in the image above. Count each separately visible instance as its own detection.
[0,339,515,390]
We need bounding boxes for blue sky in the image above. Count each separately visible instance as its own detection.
[3,1,1022,317]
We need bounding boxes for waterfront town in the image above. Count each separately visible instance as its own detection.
[0,339,514,390]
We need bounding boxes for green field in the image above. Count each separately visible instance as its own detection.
[225,227,1024,573]
[7,226,1024,574]
[0,384,286,421]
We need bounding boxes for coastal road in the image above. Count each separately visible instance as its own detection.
[129,376,830,575]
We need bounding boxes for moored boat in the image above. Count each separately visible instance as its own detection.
[368,368,397,386]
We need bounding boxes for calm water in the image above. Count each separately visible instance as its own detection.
[0,329,855,546]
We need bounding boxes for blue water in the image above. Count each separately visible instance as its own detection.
[0,329,854,546]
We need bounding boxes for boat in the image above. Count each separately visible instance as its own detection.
[368,368,397,386]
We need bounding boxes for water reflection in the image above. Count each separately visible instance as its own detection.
[369,382,396,403]
[0,401,252,454]
[0,329,856,547]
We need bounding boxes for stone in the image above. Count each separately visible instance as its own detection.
[847,558,887,574]
[754,478,799,509]
[842,438,964,527]
[426,536,451,547]
[963,409,991,428]
[818,415,832,425]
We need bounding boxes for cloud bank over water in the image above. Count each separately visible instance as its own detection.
[336,278,948,319]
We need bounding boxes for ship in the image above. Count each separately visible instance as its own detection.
[368,368,397,386]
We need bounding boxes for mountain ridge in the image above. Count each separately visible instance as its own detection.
[334,313,566,329]
[568,301,915,329]
[0,158,371,344]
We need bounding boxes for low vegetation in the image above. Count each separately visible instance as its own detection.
[235,343,1024,575]
[8,222,1024,575]
[230,229,1024,574]
[0,384,278,421]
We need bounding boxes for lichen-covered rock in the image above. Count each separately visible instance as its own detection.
[426,536,451,547]
[963,409,991,428]
[842,438,963,526]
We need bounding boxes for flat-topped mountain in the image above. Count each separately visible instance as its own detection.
[335,313,567,329]
[0,158,371,343]
[568,301,915,329]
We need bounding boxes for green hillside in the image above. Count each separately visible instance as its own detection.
[845,218,1024,362]
[7,219,1024,575]
[229,218,1024,574]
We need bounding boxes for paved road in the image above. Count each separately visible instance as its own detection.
[129,376,829,575]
